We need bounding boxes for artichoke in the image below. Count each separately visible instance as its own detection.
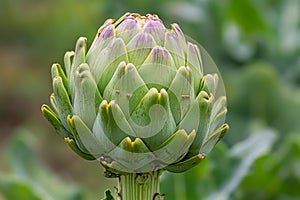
[41,13,228,175]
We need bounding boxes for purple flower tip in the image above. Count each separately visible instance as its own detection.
[118,18,138,30]
[99,25,114,40]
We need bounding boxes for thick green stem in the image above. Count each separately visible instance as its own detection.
[117,171,164,200]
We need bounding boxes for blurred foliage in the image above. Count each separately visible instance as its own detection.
[0,129,85,200]
[161,128,277,199]
[0,0,300,199]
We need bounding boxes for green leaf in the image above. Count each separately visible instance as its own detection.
[161,142,228,200]
[129,88,176,151]
[207,97,227,137]
[41,104,71,138]
[73,63,102,128]
[52,76,73,131]
[164,30,185,69]
[178,90,212,157]
[142,46,175,68]
[106,137,155,172]
[51,63,69,95]
[186,42,203,94]
[86,23,115,67]
[200,124,229,155]
[64,137,95,160]
[170,23,186,54]
[126,32,156,67]
[143,19,166,46]
[103,62,148,117]
[50,93,58,113]
[68,115,104,156]
[164,153,206,173]
[116,17,140,44]
[69,37,87,99]
[138,46,176,90]
[91,37,129,94]
[200,73,219,97]
[101,190,115,200]
[154,129,196,167]
[93,100,135,152]
[63,51,74,78]
[168,66,195,124]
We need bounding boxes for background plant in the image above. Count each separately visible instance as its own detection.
[0,0,300,199]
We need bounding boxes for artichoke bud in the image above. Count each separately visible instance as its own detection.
[42,13,229,174]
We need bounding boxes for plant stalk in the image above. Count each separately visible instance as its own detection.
[117,170,164,200]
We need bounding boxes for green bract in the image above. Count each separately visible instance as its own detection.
[41,13,228,175]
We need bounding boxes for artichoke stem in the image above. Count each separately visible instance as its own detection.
[117,170,164,200]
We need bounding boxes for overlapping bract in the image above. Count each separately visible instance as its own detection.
[41,13,228,175]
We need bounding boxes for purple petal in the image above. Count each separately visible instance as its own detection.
[116,18,140,43]
[99,24,115,40]
[164,31,185,68]
[127,32,156,67]
[171,23,186,50]
[143,20,166,46]
[139,46,176,88]
[86,25,115,68]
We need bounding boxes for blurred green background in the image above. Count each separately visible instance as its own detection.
[0,0,300,199]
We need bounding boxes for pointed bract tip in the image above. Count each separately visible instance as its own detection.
[76,37,87,49]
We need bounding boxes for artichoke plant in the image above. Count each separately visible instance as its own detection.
[42,13,228,200]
